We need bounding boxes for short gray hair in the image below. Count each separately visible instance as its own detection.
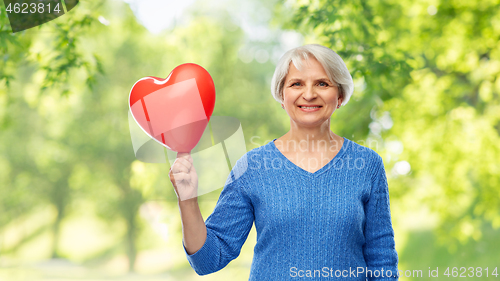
[270,44,354,106]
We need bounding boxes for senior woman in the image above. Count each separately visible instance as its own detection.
[169,44,399,280]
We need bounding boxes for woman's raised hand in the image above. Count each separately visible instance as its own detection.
[169,152,199,201]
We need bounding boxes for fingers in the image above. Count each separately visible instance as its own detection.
[171,157,192,174]
[169,171,189,189]
[171,172,190,182]
[170,153,195,191]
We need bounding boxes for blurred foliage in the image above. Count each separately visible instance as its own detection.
[399,222,500,280]
[280,0,500,250]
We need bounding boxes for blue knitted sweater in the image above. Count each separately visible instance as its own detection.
[183,137,399,280]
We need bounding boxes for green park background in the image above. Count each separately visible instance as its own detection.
[1,0,500,280]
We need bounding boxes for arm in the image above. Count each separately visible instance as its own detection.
[363,155,399,280]
[178,198,207,255]
[182,166,254,275]
[169,153,207,255]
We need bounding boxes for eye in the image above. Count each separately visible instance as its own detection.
[291,82,301,87]
[318,81,329,87]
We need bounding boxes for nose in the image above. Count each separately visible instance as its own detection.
[302,84,317,101]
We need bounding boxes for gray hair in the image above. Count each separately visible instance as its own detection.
[270,44,354,106]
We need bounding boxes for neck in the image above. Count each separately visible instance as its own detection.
[279,119,342,153]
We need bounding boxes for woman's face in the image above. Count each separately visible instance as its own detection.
[282,57,341,128]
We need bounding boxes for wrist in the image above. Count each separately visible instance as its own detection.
[178,197,198,206]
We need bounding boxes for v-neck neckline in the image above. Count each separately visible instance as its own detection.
[269,137,350,177]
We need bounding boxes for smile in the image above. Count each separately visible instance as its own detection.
[298,105,322,112]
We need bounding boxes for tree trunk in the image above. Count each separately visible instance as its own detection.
[51,207,63,258]
[126,217,137,272]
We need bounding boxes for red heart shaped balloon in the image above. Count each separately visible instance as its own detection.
[129,63,216,153]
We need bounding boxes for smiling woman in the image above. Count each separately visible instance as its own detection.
[172,44,399,280]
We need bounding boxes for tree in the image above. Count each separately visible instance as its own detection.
[0,0,103,258]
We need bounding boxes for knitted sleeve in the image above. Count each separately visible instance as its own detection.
[363,154,399,280]
[182,164,254,275]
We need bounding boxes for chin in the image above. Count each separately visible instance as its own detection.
[295,119,328,127]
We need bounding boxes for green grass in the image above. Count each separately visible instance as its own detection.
[399,223,500,280]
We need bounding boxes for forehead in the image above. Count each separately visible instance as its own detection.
[286,57,327,79]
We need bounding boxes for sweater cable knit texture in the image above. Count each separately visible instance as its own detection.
[183,137,399,280]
